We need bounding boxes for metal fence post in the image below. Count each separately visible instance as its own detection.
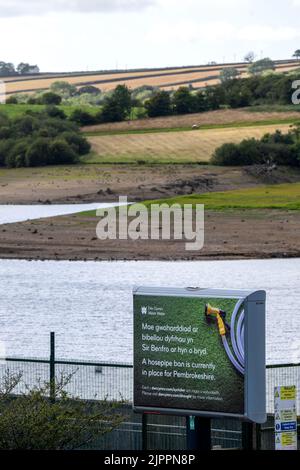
[50,332,55,403]
[142,414,148,450]
[186,416,211,450]
[255,424,262,450]
[242,422,254,450]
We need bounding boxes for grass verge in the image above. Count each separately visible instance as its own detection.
[141,183,300,210]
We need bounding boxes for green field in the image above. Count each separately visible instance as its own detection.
[0,103,101,119]
[142,183,300,210]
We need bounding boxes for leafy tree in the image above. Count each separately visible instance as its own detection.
[0,371,124,450]
[5,96,18,104]
[25,138,50,166]
[244,52,255,63]
[69,109,97,126]
[100,85,132,123]
[204,86,223,110]
[48,139,78,164]
[194,90,210,112]
[220,67,240,83]
[0,140,11,166]
[40,92,62,105]
[5,140,28,168]
[16,63,31,74]
[145,91,172,117]
[50,81,77,98]
[0,61,15,76]
[45,106,67,120]
[211,143,243,166]
[248,58,275,75]
[78,85,101,95]
[173,87,196,114]
[293,49,300,60]
[61,132,91,155]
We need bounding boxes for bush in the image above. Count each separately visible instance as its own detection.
[211,143,243,166]
[5,140,28,168]
[0,109,104,168]
[40,92,62,105]
[48,139,78,164]
[25,138,50,167]
[78,85,101,95]
[0,140,12,166]
[69,109,97,126]
[211,132,300,167]
[0,371,124,450]
[61,132,91,155]
[5,96,18,104]
[45,106,67,120]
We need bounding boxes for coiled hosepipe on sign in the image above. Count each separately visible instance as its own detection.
[205,298,245,375]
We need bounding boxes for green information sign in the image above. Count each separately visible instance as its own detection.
[133,287,266,423]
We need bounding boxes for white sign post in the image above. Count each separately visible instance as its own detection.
[274,386,298,451]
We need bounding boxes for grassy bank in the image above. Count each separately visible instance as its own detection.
[142,183,300,210]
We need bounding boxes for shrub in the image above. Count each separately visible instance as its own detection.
[61,132,91,155]
[5,96,18,104]
[211,143,243,166]
[0,140,12,166]
[45,106,67,120]
[5,140,28,168]
[40,92,62,105]
[0,371,124,450]
[69,109,97,126]
[48,139,78,164]
[212,132,300,167]
[78,85,101,95]
[0,111,93,168]
[25,138,50,167]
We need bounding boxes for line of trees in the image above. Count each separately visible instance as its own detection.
[144,70,300,117]
[0,61,40,76]
[12,68,299,125]
[4,63,300,126]
[0,108,91,168]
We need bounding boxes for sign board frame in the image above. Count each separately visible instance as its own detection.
[133,287,266,424]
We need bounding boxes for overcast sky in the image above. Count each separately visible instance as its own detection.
[0,0,299,72]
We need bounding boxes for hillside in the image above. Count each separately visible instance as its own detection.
[2,60,299,95]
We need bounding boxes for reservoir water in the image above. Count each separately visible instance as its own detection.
[0,202,123,225]
[0,258,299,365]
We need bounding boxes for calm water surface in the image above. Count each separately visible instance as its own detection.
[0,203,123,225]
[0,258,299,365]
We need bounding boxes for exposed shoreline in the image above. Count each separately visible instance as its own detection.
[0,209,299,262]
[1,163,300,262]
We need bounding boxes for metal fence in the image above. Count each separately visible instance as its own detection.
[0,340,299,450]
